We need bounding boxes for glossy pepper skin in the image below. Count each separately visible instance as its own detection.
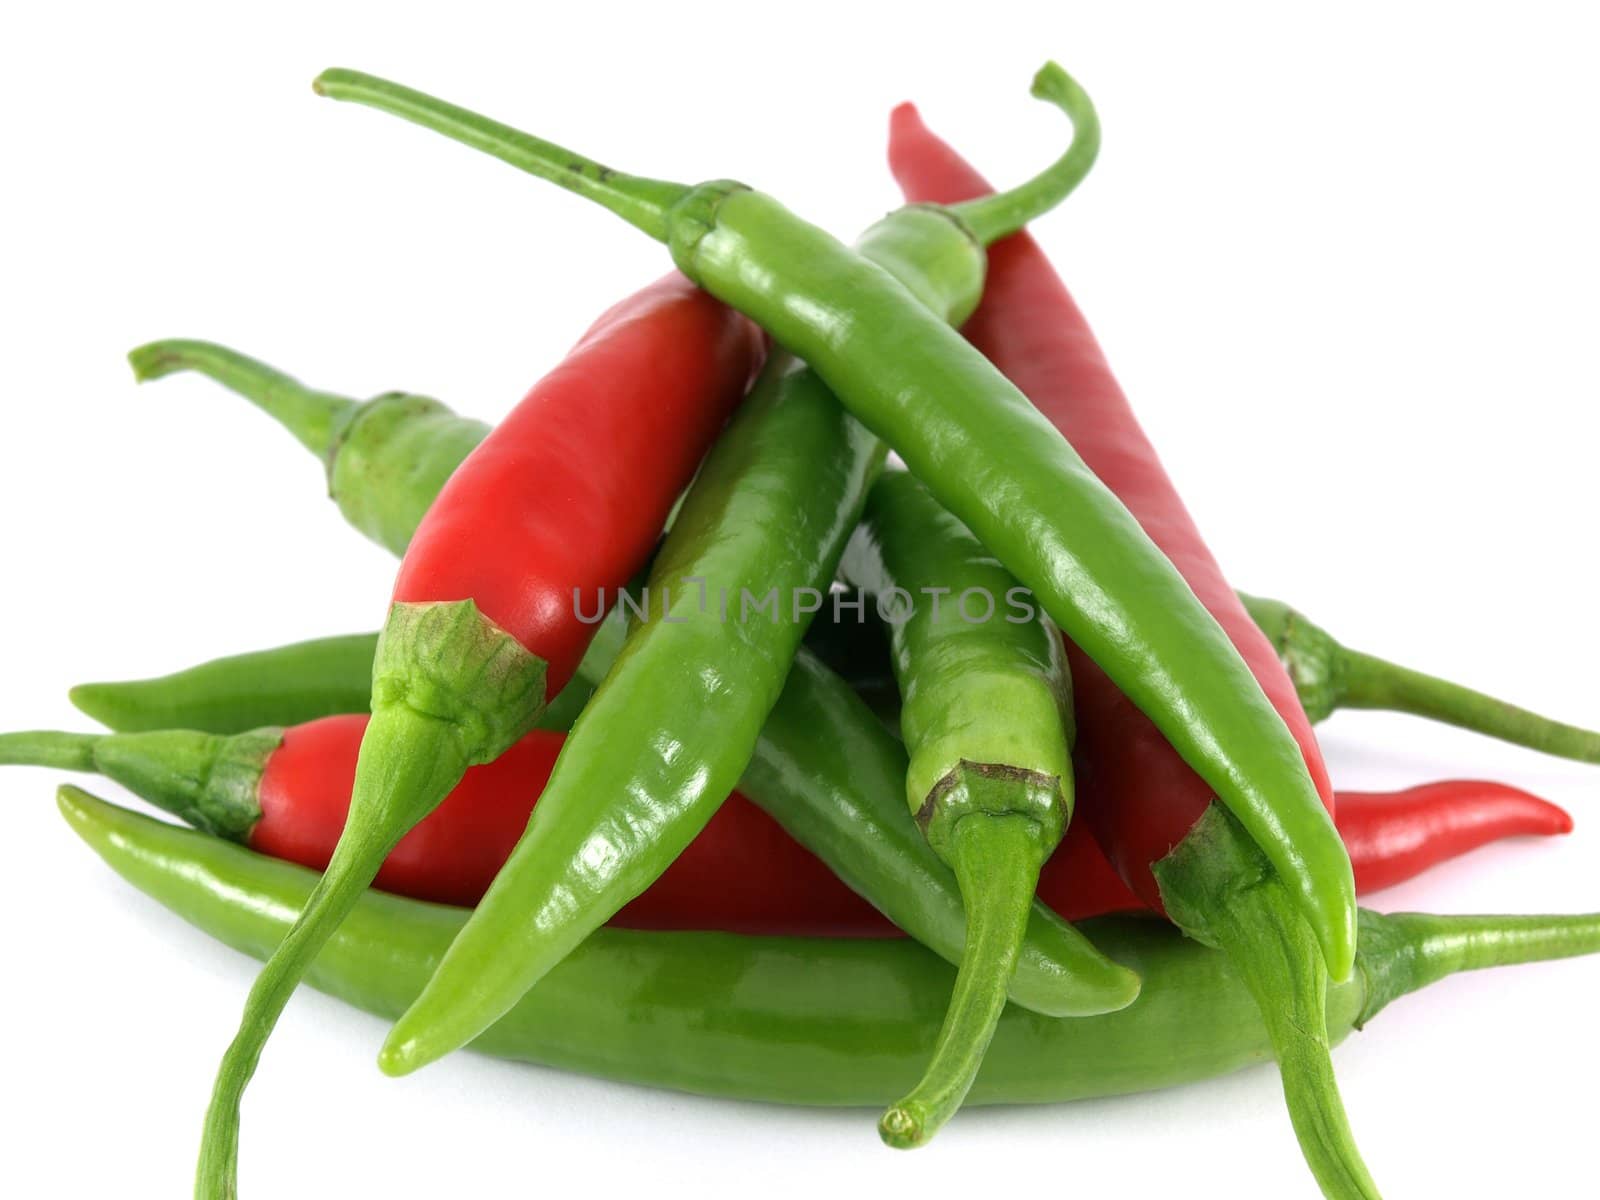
[313,65,1356,990]
[840,465,1077,1146]
[128,340,490,557]
[1330,782,1572,893]
[355,67,1140,1081]
[190,274,761,1200]
[1242,593,1600,763]
[60,784,1600,1200]
[889,107,1372,1198]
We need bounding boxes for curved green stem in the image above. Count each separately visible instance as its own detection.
[1340,648,1600,763]
[194,705,471,1199]
[1156,805,1379,1200]
[881,812,1042,1148]
[196,822,401,1198]
[1244,909,1378,1200]
[313,69,689,242]
[949,62,1101,245]
[129,339,358,460]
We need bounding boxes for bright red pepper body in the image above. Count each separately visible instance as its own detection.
[254,715,544,907]
[1333,781,1571,893]
[887,106,1333,910]
[251,715,876,930]
[391,274,762,695]
[249,715,1567,933]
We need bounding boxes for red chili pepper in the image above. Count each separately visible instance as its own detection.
[1038,784,1572,921]
[1332,782,1573,893]
[195,272,763,1194]
[253,715,869,931]
[888,105,1380,1194]
[8,717,1562,936]
[389,277,759,695]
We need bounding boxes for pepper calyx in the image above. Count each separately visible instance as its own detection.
[917,759,1065,864]
[373,600,548,765]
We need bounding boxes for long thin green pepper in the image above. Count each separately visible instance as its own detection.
[59,782,1600,1200]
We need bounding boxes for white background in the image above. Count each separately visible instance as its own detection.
[4,2,1598,1196]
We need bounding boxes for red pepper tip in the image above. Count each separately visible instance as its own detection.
[887,102,923,137]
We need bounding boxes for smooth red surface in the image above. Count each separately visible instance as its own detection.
[1335,783,1572,893]
[887,105,1335,910]
[251,715,882,930]
[250,717,1567,932]
[391,274,763,696]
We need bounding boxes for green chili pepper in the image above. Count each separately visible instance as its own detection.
[64,607,888,741]
[839,466,1075,1146]
[59,782,1600,1197]
[66,618,611,740]
[128,340,490,557]
[312,63,1355,995]
[70,632,380,736]
[1242,593,1600,763]
[347,65,1146,1079]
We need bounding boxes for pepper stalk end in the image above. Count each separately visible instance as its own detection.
[312,68,691,244]
[947,62,1100,245]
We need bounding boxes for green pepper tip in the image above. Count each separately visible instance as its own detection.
[55,782,92,825]
[1319,884,1360,984]
[65,683,99,715]
[376,1027,429,1077]
[56,783,127,851]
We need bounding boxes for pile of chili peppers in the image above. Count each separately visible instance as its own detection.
[13,64,1600,1199]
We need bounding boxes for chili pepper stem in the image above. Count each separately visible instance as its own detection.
[1241,593,1600,762]
[0,730,99,771]
[129,339,358,461]
[947,65,1100,244]
[881,811,1044,1148]
[0,728,274,839]
[315,62,1096,255]
[1155,805,1379,1200]
[1358,909,1600,1025]
[1339,647,1600,763]
[193,705,473,1197]
[312,70,689,242]
[196,817,409,1198]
